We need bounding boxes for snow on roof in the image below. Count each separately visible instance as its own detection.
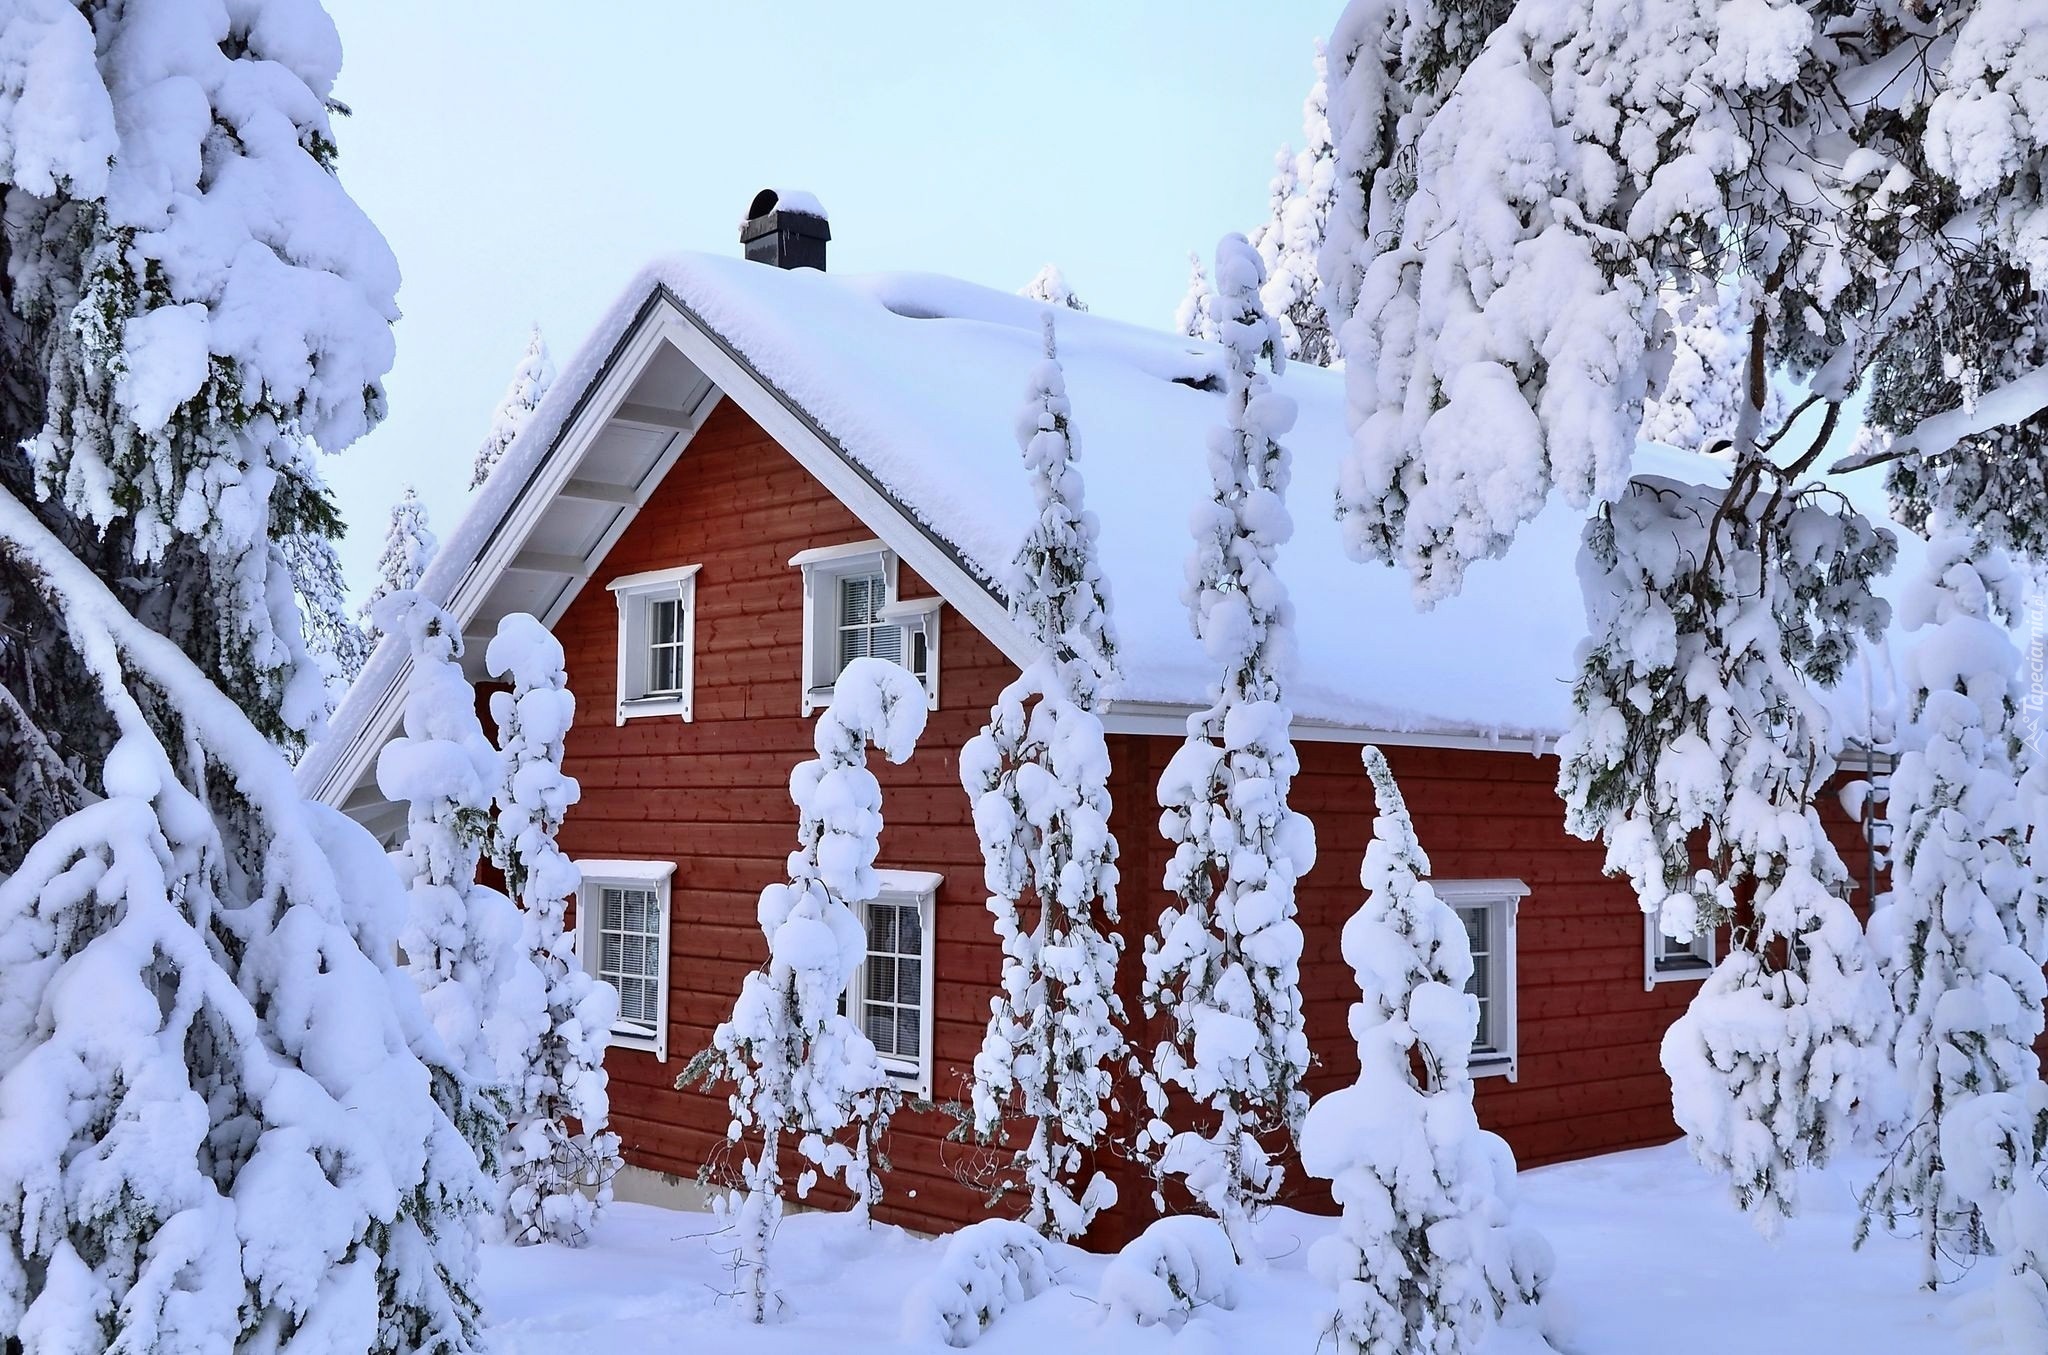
[304,251,1918,798]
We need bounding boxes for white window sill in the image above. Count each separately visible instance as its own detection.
[617,694,692,723]
[606,1027,663,1058]
[880,1059,930,1100]
[1648,963,1713,988]
[1472,1055,1517,1082]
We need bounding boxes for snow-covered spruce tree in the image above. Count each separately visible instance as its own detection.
[963,314,1126,1242]
[1943,1081,2048,1351]
[1557,475,1896,1230]
[1021,264,1088,312]
[1861,534,2048,1285]
[0,3,493,1349]
[1303,747,1550,1355]
[1174,251,1218,343]
[285,526,372,685]
[0,500,495,1355]
[1639,277,1790,458]
[376,593,547,1124]
[469,325,555,490]
[1321,0,2048,601]
[1253,41,1337,368]
[686,657,928,1322]
[486,612,623,1248]
[359,486,437,631]
[1318,0,2048,1236]
[1138,234,1316,1261]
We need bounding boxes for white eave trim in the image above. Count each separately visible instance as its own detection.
[1098,700,1559,756]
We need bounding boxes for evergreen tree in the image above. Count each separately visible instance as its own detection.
[486,613,623,1248]
[0,3,490,1347]
[1175,251,1218,342]
[469,325,554,490]
[687,658,927,1322]
[285,526,373,686]
[375,595,547,1111]
[1558,476,1895,1229]
[360,486,437,631]
[964,315,1126,1241]
[1138,235,1316,1261]
[1021,264,1088,312]
[1861,534,2048,1284]
[1319,0,2048,1235]
[1254,42,1337,367]
[1640,277,1791,457]
[1303,747,1550,1355]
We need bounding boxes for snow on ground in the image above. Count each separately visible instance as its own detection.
[482,1141,1970,1352]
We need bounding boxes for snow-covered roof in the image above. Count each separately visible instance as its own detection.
[302,250,1915,817]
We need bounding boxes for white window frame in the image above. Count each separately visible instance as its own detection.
[574,859,676,1063]
[1435,878,1526,1082]
[1644,914,1717,991]
[843,869,941,1097]
[607,563,702,724]
[790,539,941,715]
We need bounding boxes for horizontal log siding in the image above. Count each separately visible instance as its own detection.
[550,398,1895,1242]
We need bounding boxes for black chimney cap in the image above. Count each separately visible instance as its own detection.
[740,189,830,271]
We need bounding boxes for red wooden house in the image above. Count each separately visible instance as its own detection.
[302,192,1892,1240]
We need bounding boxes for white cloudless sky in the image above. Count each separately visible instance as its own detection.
[322,0,1333,600]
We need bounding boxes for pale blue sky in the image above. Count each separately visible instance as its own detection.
[323,1,1333,599]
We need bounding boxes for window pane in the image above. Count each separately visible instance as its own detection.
[840,574,878,625]
[868,624,902,666]
[602,888,624,931]
[624,890,647,933]
[864,1005,896,1053]
[601,934,622,975]
[648,644,677,694]
[649,598,677,644]
[868,902,897,955]
[839,625,866,670]
[896,1006,921,1059]
[866,957,897,1003]
[897,902,922,955]
[897,957,921,1004]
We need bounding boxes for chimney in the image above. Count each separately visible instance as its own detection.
[740,189,830,271]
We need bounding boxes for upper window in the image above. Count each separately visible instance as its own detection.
[1436,879,1526,1081]
[845,869,940,1097]
[792,540,940,714]
[607,564,701,723]
[1645,915,1715,990]
[575,859,677,1062]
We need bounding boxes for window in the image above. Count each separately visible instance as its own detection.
[608,564,701,723]
[1645,914,1716,990]
[845,870,940,1096]
[791,540,941,715]
[1436,879,1525,1080]
[574,859,676,1061]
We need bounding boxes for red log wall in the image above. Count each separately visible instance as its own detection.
[550,399,1887,1242]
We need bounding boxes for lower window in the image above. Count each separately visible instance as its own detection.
[1645,914,1715,990]
[1436,879,1526,1080]
[845,870,940,1096]
[575,859,676,1062]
